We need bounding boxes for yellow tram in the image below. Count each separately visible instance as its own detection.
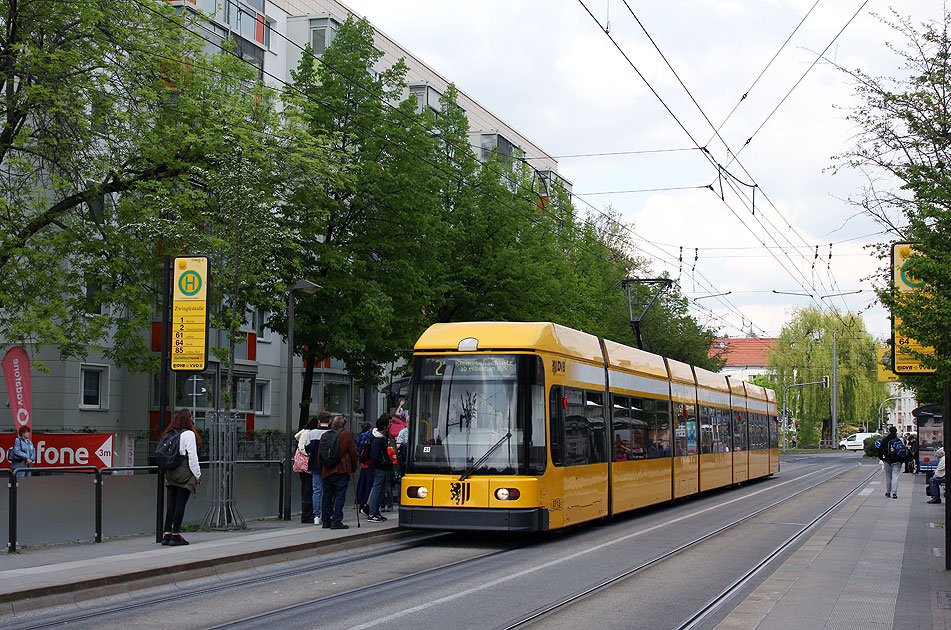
[399,322,780,532]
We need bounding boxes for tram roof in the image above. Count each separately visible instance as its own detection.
[413,322,604,365]
[603,339,669,380]
[728,376,747,398]
[665,358,696,385]
[744,382,768,401]
[693,366,729,393]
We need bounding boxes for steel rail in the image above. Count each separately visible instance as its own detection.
[207,540,535,629]
[5,531,455,630]
[674,467,878,630]
[499,464,875,630]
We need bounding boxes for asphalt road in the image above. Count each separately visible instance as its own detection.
[6,452,876,630]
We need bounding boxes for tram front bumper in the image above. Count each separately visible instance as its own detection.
[398,506,549,532]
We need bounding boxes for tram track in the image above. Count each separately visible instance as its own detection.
[2,531,509,630]
[198,461,866,630]
[498,463,876,630]
[7,461,868,630]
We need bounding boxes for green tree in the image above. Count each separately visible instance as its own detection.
[0,0,214,363]
[767,307,885,445]
[276,17,440,425]
[834,10,951,403]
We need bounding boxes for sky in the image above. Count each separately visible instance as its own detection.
[340,0,941,341]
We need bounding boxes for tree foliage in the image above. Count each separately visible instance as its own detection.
[834,10,951,403]
[767,307,885,445]
[0,0,214,364]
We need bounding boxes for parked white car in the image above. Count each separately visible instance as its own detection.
[839,432,877,451]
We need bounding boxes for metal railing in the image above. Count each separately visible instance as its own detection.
[3,460,284,553]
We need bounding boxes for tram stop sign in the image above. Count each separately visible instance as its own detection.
[171,256,209,372]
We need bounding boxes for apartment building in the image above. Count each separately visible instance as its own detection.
[0,0,569,465]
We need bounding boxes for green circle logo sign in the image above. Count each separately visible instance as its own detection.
[900,261,925,289]
[179,271,202,296]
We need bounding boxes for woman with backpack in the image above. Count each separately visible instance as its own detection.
[878,426,907,499]
[160,409,202,546]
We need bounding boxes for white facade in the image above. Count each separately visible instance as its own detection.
[885,382,918,435]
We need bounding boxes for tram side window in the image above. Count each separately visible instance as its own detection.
[550,387,566,466]
[733,411,748,451]
[769,414,779,448]
[715,407,732,452]
[758,413,768,450]
[674,402,698,457]
[699,405,714,455]
[550,386,607,466]
[613,395,633,460]
[631,397,670,459]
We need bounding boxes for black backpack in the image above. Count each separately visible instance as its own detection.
[887,438,908,461]
[319,429,342,468]
[155,430,183,471]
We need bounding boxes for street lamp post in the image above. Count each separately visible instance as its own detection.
[832,330,838,448]
[283,280,320,521]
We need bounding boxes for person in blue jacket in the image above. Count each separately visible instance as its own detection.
[11,426,35,477]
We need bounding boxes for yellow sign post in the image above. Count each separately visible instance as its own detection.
[891,242,936,374]
[171,256,209,372]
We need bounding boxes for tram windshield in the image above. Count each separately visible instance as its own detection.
[409,354,546,476]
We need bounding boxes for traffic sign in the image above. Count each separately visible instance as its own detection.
[171,256,209,372]
[891,243,936,374]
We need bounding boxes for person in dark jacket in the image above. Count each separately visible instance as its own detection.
[878,426,905,499]
[317,415,359,529]
[366,416,394,522]
[905,434,919,473]
[354,422,374,516]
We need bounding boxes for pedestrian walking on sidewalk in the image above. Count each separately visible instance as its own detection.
[10,426,35,478]
[306,412,330,525]
[367,416,394,523]
[294,415,320,523]
[161,409,202,546]
[927,448,945,504]
[318,415,358,529]
[878,426,907,499]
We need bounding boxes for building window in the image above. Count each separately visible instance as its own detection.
[175,372,215,410]
[80,365,108,409]
[253,308,270,341]
[309,16,339,55]
[409,83,444,115]
[255,380,270,414]
[85,279,102,315]
[233,374,255,412]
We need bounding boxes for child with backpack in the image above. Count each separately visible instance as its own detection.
[878,426,908,499]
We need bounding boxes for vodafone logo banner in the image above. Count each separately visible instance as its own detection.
[0,433,113,469]
[2,346,32,432]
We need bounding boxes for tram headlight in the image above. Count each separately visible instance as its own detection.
[494,488,520,501]
[407,486,429,499]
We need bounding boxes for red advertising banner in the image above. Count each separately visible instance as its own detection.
[2,346,32,432]
[0,433,113,469]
